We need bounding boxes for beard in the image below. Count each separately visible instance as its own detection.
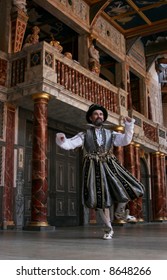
[93,118,103,127]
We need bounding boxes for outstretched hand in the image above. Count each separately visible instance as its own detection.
[56,133,65,142]
[123,116,132,123]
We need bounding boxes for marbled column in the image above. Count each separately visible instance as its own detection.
[160,153,167,220]
[3,104,15,228]
[114,146,124,164]
[124,142,137,217]
[134,144,144,221]
[164,155,167,220]
[29,93,50,226]
[151,152,163,221]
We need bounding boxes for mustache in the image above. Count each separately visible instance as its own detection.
[93,118,103,126]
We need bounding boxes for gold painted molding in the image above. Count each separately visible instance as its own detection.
[32,93,50,101]
[28,221,49,227]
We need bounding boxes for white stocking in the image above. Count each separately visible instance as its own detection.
[98,208,112,230]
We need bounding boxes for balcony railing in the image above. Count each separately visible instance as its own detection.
[132,110,167,152]
[9,41,123,115]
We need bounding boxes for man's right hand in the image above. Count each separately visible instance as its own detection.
[56,133,65,143]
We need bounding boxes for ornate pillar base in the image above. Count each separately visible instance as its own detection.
[2,220,15,230]
[137,218,144,222]
[153,217,163,222]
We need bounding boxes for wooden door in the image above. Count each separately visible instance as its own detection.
[48,129,82,226]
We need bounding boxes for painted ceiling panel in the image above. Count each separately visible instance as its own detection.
[143,6,167,22]
[104,1,134,16]
[133,0,164,7]
[115,13,147,29]
[103,0,167,34]
[25,0,167,61]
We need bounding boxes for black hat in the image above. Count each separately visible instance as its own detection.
[86,104,108,123]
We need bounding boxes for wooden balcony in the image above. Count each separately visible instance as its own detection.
[8,41,124,114]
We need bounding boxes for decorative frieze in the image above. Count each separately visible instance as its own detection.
[93,16,125,59]
[159,129,166,139]
[143,121,158,142]
[11,8,28,53]
[128,40,146,70]
[30,51,41,67]
[59,0,89,24]
[133,115,142,127]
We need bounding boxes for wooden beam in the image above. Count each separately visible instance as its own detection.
[126,36,140,54]
[146,55,157,72]
[124,19,167,38]
[145,40,167,57]
[90,0,110,26]
[127,0,152,25]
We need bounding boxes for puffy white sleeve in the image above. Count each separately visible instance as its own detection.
[113,119,135,147]
[56,132,85,150]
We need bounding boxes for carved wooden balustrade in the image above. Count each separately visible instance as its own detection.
[9,41,122,115]
[132,110,167,153]
[56,59,118,112]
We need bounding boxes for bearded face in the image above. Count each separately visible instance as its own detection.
[89,110,104,126]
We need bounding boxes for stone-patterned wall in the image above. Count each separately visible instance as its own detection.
[149,82,163,124]
[93,16,126,60]
[147,65,163,125]
[57,0,89,26]
[128,40,146,71]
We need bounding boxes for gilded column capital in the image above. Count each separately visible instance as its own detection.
[160,153,165,158]
[5,103,16,112]
[134,143,140,148]
[152,151,161,157]
[32,93,50,102]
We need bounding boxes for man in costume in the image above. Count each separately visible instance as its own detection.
[56,104,145,240]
